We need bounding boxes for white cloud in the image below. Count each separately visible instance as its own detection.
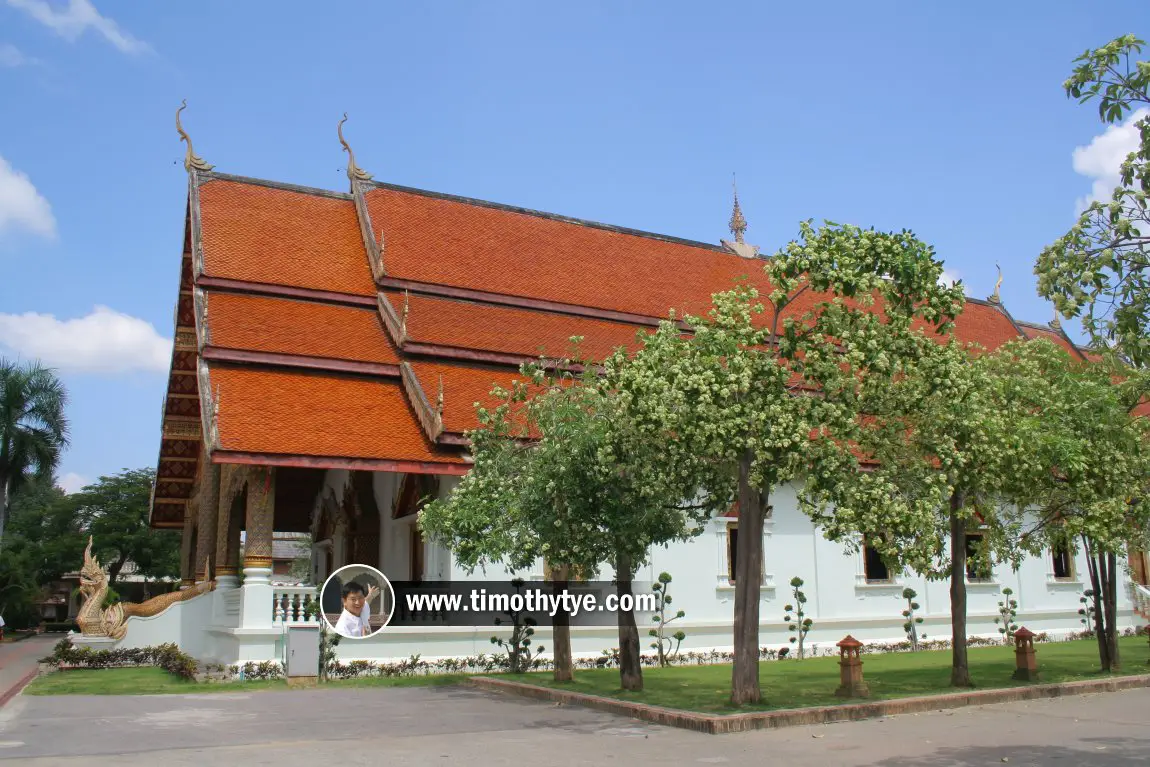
[0,154,56,240]
[1071,107,1150,211]
[6,0,151,55]
[0,42,36,67]
[939,268,962,289]
[0,305,171,374]
[57,472,88,494]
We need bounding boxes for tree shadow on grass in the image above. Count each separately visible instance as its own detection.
[876,737,1150,766]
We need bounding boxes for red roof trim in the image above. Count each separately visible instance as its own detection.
[196,276,377,309]
[403,341,538,369]
[378,276,668,327]
[212,450,469,475]
[201,347,401,378]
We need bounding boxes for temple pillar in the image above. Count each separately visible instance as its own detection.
[215,464,243,590]
[241,466,276,629]
[179,498,197,588]
[195,460,220,582]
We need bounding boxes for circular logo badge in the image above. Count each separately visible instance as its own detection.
[320,564,395,638]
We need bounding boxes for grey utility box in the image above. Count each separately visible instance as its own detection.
[286,625,320,678]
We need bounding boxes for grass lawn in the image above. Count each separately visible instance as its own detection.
[25,667,288,695]
[524,636,1150,714]
[24,667,472,696]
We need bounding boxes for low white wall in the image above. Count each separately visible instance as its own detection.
[326,608,1139,664]
[71,590,216,658]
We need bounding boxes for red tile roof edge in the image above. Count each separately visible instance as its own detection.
[213,450,469,475]
[200,171,354,201]
[400,361,444,442]
[198,276,377,308]
[201,346,402,379]
[379,276,670,326]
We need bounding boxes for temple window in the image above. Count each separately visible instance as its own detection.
[965,532,993,582]
[727,524,739,583]
[1051,541,1075,580]
[863,541,891,583]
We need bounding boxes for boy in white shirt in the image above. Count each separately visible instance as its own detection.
[333,581,379,638]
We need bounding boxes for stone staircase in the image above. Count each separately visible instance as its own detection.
[1132,583,1150,621]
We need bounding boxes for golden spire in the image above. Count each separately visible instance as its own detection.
[728,175,747,245]
[337,113,373,183]
[989,263,1003,305]
[176,100,213,172]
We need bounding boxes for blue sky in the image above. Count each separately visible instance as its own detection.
[0,1,1146,493]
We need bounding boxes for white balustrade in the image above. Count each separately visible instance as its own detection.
[272,585,320,624]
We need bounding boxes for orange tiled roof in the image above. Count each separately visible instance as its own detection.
[366,185,784,320]
[948,302,1024,353]
[181,173,1111,475]
[408,360,534,434]
[207,291,399,364]
[199,179,375,297]
[383,291,650,361]
[206,363,461,463]
[1018,322,1080,358]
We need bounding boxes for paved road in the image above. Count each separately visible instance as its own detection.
[1,681,1148,765]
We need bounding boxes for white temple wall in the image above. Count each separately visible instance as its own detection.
[86,471,1137,665]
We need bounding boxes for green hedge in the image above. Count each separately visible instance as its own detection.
[40,639,198,681]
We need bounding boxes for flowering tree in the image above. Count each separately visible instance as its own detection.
[1036,34,1150,365]
[605,222,964,704]
[420,358,717,690]
[808,337,1064,687]
[1007,341,1150,671]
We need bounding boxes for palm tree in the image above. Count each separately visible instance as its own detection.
[0,359,69,547]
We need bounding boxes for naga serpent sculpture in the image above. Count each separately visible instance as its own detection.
[76,537,215,640]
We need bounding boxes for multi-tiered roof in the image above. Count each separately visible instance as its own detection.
[149,112,1086,528]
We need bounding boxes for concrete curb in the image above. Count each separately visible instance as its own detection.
[464,673,1150,734]
[0,668,39,709]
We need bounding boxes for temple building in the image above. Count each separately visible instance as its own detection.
[120,108,1149,666]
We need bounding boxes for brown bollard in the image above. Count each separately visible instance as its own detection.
[1012,626,1039,682]
[835,635,869,698]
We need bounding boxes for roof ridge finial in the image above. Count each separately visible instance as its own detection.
[989,263,1003,305]
[1050,307,1062,331]
[337,113,373,183]
[401,290,410,342]
[176,100,213,172]
[728,173,747,245]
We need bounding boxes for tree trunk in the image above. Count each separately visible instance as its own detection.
[1104,549,1120,671]
[109,555,128,587]
[615,552,643,691]
[949,490,973,688]
[0,477,8,550]
[1083,536,1112,671]
[731,449,766,706]
[551,569,574,682]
